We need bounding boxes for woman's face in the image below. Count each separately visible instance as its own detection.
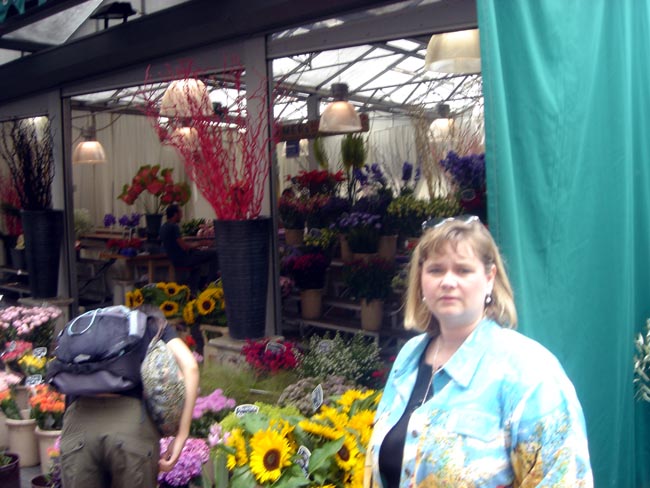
[420,241,496,331]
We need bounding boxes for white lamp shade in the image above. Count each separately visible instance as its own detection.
[319,101,362,133]
[169,127,200,152]
[160,78,212,118]
[425,29,481,74]
[430,118,454,141]
[72,140,107,164]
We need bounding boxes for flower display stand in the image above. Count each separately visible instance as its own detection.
[6,416,39,467]
[35,427,61,474]
[300,289,323,319]
[0,452,20,488]
[360,299,384,331]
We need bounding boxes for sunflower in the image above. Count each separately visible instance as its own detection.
[298,419,340,440]
[334,434,360,472]
[165,282,180,297]
[225,428,248,470]
[183,300,196,325]
[132,289,144,307]
[156,282,167,290]
[178,284,191,300]
[316,405,349,428]
[197,297,216,315]
[347,409,375,446]
[125,291,134,308]
[160,300,179,317]
[338,389,374,412]
[249,429,293,484]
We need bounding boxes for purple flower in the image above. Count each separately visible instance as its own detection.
[158,437,209,486]
[401,162,413,182]
[192,388,236,419]
[118,214,130,227]
[103,213,116,227]
[439,151,485,191]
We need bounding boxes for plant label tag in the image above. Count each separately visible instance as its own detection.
[296,445,311,477]
[317,340,333,354]
[264,341,286,355]
[235,404,260,417]
[311,384,323,412]
[6,341,16,352]
[25,374,43,386]
[32,347,48,358]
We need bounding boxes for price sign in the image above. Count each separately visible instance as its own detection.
[25,374,43,386]
[296,446,311,477]
[235,404,260,417]
[311,384,323,412]
[317,340,333,354]
[32,347,48,358]
[264,341,286,355]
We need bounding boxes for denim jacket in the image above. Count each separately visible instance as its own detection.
[366,319,593,487]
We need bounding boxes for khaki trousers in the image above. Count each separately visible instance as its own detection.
[60,396,160,488]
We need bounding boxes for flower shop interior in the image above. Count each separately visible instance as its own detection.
[0,1,649,487]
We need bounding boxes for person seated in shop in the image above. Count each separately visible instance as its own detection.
[160,204,219,293]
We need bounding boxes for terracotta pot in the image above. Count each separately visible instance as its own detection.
[284,228,304,247]
[0,452,20,488]
[378,234,398,263]
[300,289,323,320]
[35,427,61,474]
[6,417,38,467]
[360,299,384,331]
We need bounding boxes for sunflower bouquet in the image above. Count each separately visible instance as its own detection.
[125,282,190,319]
[211,389,381,488]
[182,280,227,327]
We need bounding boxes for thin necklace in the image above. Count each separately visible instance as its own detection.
[421,338,442,404]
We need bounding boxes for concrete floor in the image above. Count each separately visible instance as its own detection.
[20,464,42,487]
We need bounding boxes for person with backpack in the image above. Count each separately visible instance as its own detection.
[48,305,199,488]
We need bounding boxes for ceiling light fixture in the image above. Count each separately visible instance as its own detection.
[159,78,213,118]
[72,115,107,164]
[318,83,362,133]
[424,29,481,74]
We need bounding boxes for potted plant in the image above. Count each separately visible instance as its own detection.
[278,192,306,246]
[0,305,62,350]
[439,150,486,222]
[281,251,329,319]
[0,451,20,488]
[117,164,191,239]
[0,117,62,298]
[29,385,64,473]
[145,65,272,340]
[343,256,396,331]
[333,212,382,257]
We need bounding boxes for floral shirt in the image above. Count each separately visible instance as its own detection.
[366,319,593,487]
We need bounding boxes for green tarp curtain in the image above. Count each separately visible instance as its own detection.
[477,1,650,486]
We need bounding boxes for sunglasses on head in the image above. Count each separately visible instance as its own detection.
[421,214,480,231]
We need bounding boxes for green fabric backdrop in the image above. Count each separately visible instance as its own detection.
[477,1,650,486]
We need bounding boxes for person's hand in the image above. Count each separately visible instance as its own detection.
[158,435,187,472]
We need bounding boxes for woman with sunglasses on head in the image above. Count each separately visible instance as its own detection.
[364,216,593,487]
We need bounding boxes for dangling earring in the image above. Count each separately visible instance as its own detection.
[485,294,493,305]
[422,296,427,302]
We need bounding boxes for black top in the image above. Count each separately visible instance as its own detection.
[378,341,434,487]
[160,221,188,266]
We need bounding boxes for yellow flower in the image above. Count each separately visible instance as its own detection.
[125,291,134,308]
[197,297,216,315]
[249,429,293,484]
[298,419,340,440]
[165,282,180,296]
[347,410,375,447]
[133,289,144,307]
[183,301,196,325]
[225,428,248,470]
[160,300,179,317]
[335,434,360,472]
[156,282,166,290]
[178,285,190,300]
[337,389,374,412]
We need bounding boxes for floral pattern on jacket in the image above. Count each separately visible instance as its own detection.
[366,319,593,487]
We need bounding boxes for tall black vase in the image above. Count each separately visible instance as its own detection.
[213,218,270,340]
[145,213,163,240]
[21,209,64,298]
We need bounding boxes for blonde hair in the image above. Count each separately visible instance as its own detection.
[403,219,517,333]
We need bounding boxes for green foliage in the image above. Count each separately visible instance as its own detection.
[341,134,367,171]
[386,194,461,238]
[200,362,299,405]
[297,332,383,388]
[313,137,329,169]
[343,257,395,301]
[73,208,94,238]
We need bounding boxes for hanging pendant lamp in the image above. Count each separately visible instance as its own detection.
[159,78,213,118]
[72,120,107,165]
[319,83,362,133]
[424,29,481,74]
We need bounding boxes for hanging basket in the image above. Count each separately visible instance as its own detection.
[213,218,270,340]
[21,209,64,298]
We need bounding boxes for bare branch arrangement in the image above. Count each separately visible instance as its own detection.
[0,118,55,211]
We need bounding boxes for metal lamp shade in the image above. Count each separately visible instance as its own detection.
[72,140,107,164]
[319,100,362,132]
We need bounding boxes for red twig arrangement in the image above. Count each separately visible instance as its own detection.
[143,64,271,220]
